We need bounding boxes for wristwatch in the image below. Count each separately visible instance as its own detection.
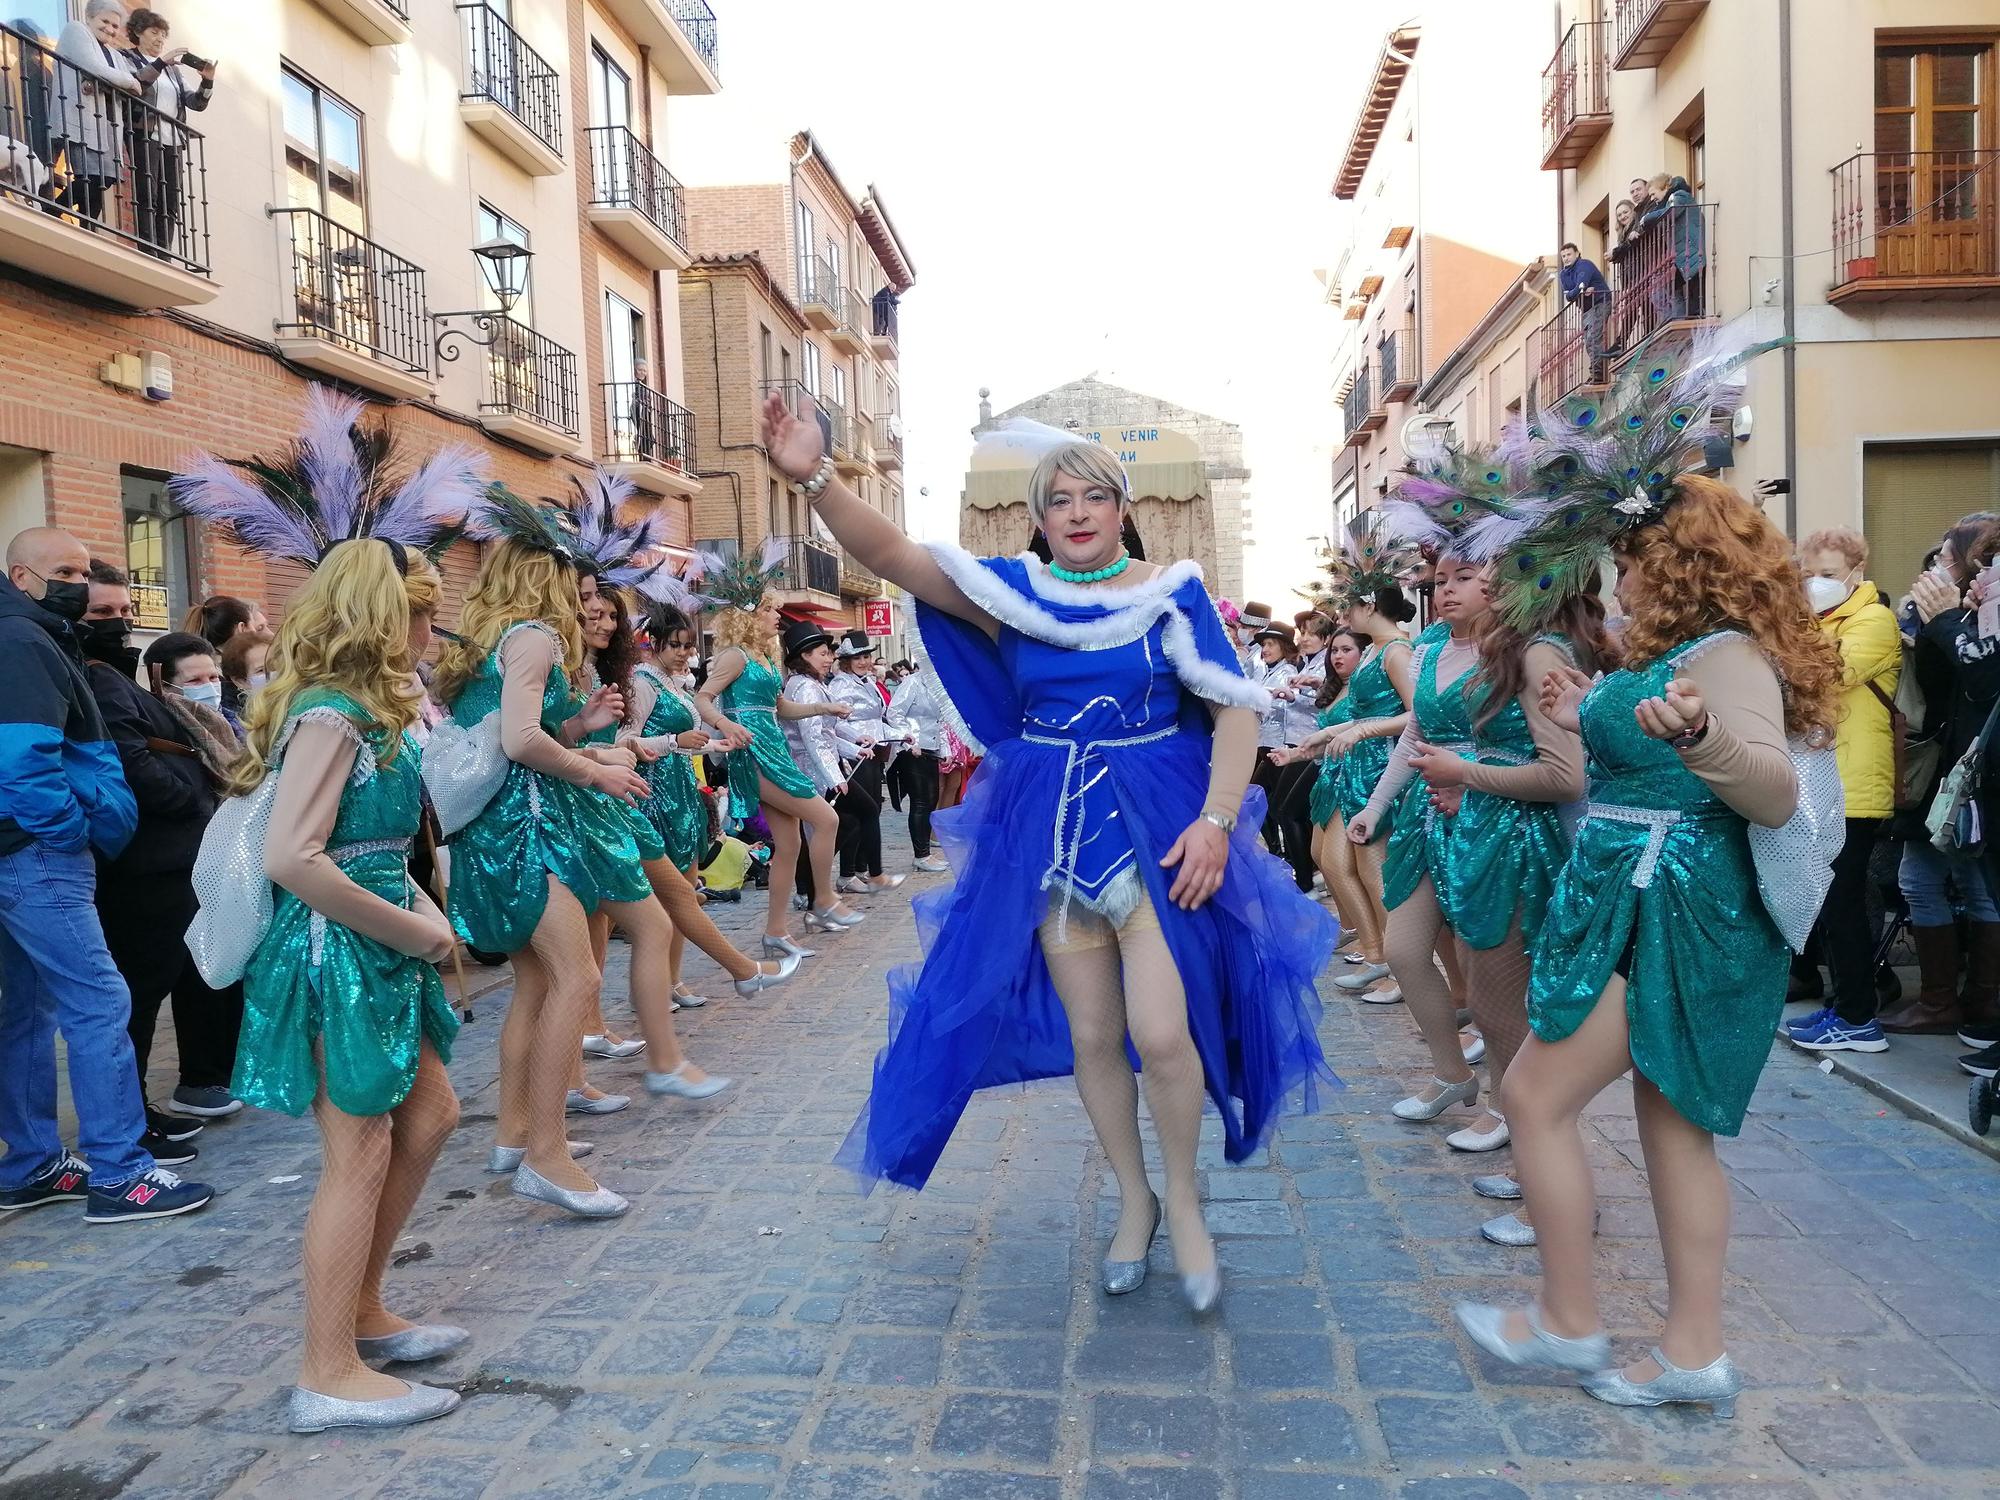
[1201,809,1238,834]
[799,454,835,502]
[1668,713,1714,751]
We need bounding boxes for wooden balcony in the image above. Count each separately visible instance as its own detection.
[1829,151,2000,306]
[1612,0,1707,71]
[1541,23,1612,171]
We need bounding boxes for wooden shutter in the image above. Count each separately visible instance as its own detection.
[1863,442,2000,597]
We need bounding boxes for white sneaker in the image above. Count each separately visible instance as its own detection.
[913,857,949,873]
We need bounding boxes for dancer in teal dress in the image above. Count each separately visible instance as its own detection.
[1455,330,1845,1417]
[692,544,861,956]
[170,389,487,1433]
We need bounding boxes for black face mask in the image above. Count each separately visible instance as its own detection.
[76,616,136,664]
[37,577,89,623]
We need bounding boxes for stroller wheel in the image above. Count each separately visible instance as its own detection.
[1972,1075,1997,1138]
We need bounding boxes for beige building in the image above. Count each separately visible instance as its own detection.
[0,0,720,621]
[1414,260,1561,451]
[1538,0,2000,590]
[961,377,1248,601]
[1328,10,1555,532]
[681,131,912,632]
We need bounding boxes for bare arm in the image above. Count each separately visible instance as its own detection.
[760,392,997,636]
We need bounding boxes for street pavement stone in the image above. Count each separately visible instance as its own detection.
[2,827,1999,1498]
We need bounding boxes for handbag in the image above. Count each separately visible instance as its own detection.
[1749,740,1846,954]
[1925,695,2000,856]
[422,711,507,836]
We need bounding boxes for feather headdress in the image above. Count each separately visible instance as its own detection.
[564,468,698,608]
[1381,429,1539,564]
[167,385,485,565]
[467,482,581,559]
[1490,324,1787,633]
[689,534,793,613]
[1313,510,1427,612]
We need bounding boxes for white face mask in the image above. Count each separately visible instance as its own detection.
[248,672,270,692]
[179,680,222,707]
[1805,575,1852,615]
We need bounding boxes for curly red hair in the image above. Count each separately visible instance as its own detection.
[1615,476,1843,741]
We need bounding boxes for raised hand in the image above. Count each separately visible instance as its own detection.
[1539,665,1594,733]
[1635,675,1707,742]
[576,683,624,734]
[760,391,826,486]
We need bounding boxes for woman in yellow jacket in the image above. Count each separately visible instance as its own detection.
[1788,527,1902,1052]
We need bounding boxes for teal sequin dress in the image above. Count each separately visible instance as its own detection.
[634,663,710,869]
[580,665,667,865]
[1445,637,1577,951]
[1331,639,1412,826]
[1309,695,1356,828]
[1528,631,1787,1136]
[721,649,817,819]
[1381,631,1477,911]
[234,689,456,1119]
[444,622,647,955]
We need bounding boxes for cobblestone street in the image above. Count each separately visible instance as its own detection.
[3,842,2000,1500]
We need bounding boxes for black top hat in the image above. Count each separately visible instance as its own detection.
[836,628,877,659]
[781,619,834,661]
[1251,622,1297,649]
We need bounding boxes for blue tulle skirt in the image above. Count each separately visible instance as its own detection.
[836,726,1340,1191]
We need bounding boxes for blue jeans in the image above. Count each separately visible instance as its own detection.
[0,843,152,1189]
[1898,837,2000,926]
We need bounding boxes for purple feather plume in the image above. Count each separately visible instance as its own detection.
[168,455,323,564]
[380,441,487,543]
[298,385,367,542]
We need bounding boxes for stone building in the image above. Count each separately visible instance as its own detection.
[961,377,1248,600]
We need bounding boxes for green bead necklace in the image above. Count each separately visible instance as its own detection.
[1047,551,1131,585]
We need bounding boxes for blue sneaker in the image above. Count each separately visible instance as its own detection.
[1788,1012,1888,1053]
[0,1150,90,1213]
[1785,1005,1834,1038]
[84,1167,213,1224]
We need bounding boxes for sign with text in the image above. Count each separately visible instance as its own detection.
[131,582,169,632]
[864,598,894,637]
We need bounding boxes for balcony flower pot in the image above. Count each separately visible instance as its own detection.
[1844,255,1877,282]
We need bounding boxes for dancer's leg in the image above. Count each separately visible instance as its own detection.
[299,1086,401,1400]
[647,859,763,982]
[1629,1072,1729,1376]
[1496,978,1636,1341]
[1116,900,1213,1280]
[1438,928,1468,1005]
[354,1043,459,1338]
[584,911,615,1042]
[761,779,844,918]
[667,864,694,993]
[1382,877,1473,1089]
[1462,926,1534,1141]
[518,880,606,1191]
[762,803,803,939]
[604,891,713,1084]
[1039,910,1152,1260]
[1322,814,1379,960]
[494,944,546,1150]
[1354,836,1395,979]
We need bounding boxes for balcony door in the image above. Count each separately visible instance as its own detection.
[281,67,374,352]
[1876,42,1993,278]
[589,46,632,130]
[604,291,648,460]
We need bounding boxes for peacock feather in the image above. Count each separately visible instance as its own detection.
[1313,510,1428,612]
[169,384,486,565]
[1382,429,1540,562]
[689,533,794,613]
[468,482,581,559]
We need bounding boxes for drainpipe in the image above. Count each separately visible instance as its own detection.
[1778,0,1798,538]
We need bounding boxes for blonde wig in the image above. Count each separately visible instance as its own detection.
[431,537,585,707]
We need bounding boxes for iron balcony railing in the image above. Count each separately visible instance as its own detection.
[843,285,871,341]
[760,378,832,451]
[877,415,903,464]
[1376,329,1401,403]
[1529,297,1595,408]
[1541,22,1610,165]
[668,1,719,79]
[1607,198,1716,345]
[872,287,900,345]
[457,2,563,161]
[1832,150,1998,288]
[801,252,840,309]
[775,533,840,596]
[0,20,211,276]
[271,206,429,374]
[820,394,852,455]
[380,0,411,16]
[1341,366,1373,441]
[603,381,694,472]
[587,124,686,251]
[840,546,878,595]
[483,315,579,436]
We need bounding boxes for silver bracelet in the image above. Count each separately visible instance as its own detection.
[799,455,835,502]
[1201,809,1238,834]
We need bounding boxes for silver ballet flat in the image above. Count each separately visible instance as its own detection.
[1333,962,1391,991]
[1581,1347,1743,1417]
[355,1324,471,1364]
[763,933,817,960]
[1392,1075,1479,1121]
[1471,1174,1522,1201]
[1454,1302,1609,1372]
[1100,1193,1161,1296]
[1481,1207,1598,1246]
[512,1162,629,1219]
[645,1065,732,1100]
[564,1089,630,1115]
[1359,984,1403,1005]
[1446,1116,1511,1152]
[581,1034,646,1059]
[485,1140,593,1174]
[1182,1266,1222,1315]
[671,988,709,1011]
[735,952,800,996]
[806,904,865,931]
[288,1381,460,1434]
[1461,1033,1486,1065]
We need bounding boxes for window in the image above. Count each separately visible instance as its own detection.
[282,66,366,231]
[1875,40,1991,276]
[827,239,842,294]
[794,199,815,294]
[830,363,846,411]
[8,3,67,44]
[780,346,793,387]
[122,470,192,632]
[758,324,772,387]
[802,340,821,396]
[603,291,646,385]
[767,478,782,535]
[589,44,631,130]
[477,202,532,325]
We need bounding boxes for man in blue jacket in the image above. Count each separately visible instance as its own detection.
[0,527,213,1223]
[1559,241,1613,382]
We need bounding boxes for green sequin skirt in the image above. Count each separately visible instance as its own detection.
[1382,776,1452,912]
[1445,789,1570,950]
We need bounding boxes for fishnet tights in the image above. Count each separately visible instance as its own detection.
[299,1041,458,1399]
[1382,875,1476,1085]
[1039,898,1215,1277]
[496,879,603,1191]
[1465,923,1535,1116]
[758,778,840,938]
[646,859,757,982]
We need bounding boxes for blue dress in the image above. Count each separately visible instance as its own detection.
[838,549,1340,1190]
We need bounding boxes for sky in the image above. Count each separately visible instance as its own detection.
[668,0,1411,602]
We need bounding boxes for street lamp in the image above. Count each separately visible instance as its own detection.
[433,238,536,370]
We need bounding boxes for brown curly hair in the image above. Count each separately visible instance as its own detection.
[1615,476,1843,741]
